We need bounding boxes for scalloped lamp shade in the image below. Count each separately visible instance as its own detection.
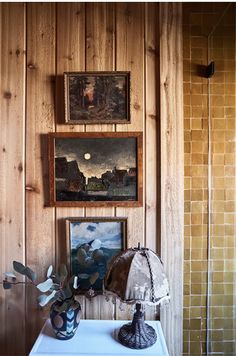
[104,246,169,349]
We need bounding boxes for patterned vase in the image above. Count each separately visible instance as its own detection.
[50,299,81,340]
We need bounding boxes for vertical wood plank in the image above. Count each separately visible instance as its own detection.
[144,2,159,321]
[159,3,184,356]
[84,3,116,320]
[56,2,85,129]
[145,2,158,252]
[26,3,56,352]
[56,2,86,318]
[0,3,26,355]
[85,2,115,132]
[115,3,145,320]
[116,3,144,132]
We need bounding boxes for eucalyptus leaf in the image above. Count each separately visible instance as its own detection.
[52,273,61,285]
[24,267,37,282]
[4,272,16,279]
[58,264,68,283]
[37,278,53,292]
[13,261,36,282]
[13,261,26,275]
[73,276,78,290]
[89,272,99,285]
[3,280,12,289]
[47,265,53,278]
[37,294,47,306]
[37,290,57,307]
[50,283,60,292]
[61,283,73,300]
[78,273,89,279]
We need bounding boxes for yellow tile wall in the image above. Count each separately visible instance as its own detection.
[183,3,235,355]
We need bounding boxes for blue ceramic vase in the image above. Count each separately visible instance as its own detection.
[50,299,81,340]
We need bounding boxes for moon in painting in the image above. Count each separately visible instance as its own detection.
[84,152,91,160]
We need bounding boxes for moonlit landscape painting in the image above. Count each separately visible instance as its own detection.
[55,136,137,202]
[67,218,126,293]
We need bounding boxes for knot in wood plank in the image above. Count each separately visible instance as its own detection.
[164,80,168,88]
[18,163,23,173]
[148,114,156,121]
[25,185,40,193]
[15,49,21,57]
[3,92,12,99]
[148,46,156,55]
[133,103,141,110]
[28,63,37,70]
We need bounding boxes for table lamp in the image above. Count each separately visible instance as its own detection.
[104,244,169,349]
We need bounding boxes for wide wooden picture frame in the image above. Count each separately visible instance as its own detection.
[64,71,130,124]
[48,132,143,207]
[66,217,127,295]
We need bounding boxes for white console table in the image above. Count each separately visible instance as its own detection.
[29,319,169,356]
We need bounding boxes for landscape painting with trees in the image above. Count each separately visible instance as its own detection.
[64,72,130,124]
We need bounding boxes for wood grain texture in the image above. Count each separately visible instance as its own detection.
[144,2,159,252]
[159,3,184,356]
[0,3,26,355]
[25,3,56,353]
[116,2,144,132]
[56,2,85,128]
[115,2,145,321]
[144,2,159,321]
[85,2,115,132]
[55,5,85,318]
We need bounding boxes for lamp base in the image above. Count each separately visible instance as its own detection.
[118,303,157,349]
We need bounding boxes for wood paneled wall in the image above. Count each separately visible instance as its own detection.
[0,3,183,356]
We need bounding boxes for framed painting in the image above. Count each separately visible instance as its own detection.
[66,217,127,295]
[48,132,143,207]
[64,71,130,124]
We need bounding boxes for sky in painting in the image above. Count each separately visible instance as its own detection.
[70,221,122,250]
[55,137,136,178]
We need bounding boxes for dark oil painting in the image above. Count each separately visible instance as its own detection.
[67,218,126,293]
[54,135,138,203]
[64,72,130,124]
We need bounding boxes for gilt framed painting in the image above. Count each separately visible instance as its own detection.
[48,132,143,207]
[64,71,130,124]
[66,217,127,295]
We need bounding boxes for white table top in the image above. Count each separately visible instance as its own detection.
[29,319,169,356]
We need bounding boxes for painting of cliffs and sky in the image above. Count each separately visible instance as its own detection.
[55,136,137,202]
[68,218,126,293]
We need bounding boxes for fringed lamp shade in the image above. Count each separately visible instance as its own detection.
[104,245,169,349]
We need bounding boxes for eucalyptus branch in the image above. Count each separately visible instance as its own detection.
[2,261,79,311]
[1,280,36,286]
